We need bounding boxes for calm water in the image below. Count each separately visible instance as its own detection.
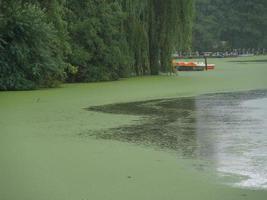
[88,90,267,189]
[195,91,267,189]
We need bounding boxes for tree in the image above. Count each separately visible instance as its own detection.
[0,0,195,90]
[0,1,65,90]
[121,0,194,74]
[193,0,267,51]
[66,0,130,82]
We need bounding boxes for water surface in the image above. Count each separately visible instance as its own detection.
[88,90,267,189]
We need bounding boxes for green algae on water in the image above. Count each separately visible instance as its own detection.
[1,56,267,200]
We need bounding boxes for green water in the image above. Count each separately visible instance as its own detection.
[1,56,267,200]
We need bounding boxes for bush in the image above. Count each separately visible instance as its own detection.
[0,2,65,90]
[67,0,131,83]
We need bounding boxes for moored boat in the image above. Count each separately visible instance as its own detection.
[172,61,215,71]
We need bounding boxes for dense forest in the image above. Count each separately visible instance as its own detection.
[0,0,193,90]
[193,0,267,51]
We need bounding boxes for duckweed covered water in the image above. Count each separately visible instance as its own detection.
[1,56,267,200]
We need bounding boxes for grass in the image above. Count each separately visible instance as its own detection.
[0,56,267,200]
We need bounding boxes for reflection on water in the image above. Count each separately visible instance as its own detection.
[194,91,267,189]
[87,90,267,189]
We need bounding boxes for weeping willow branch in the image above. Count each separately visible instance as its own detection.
[120,0,194,74]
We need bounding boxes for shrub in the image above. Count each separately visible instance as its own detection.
[0,2,65,90]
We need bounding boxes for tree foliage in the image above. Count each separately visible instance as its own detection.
[0,1,65,90]
[122,0,194,74]
[0,0,194,90]
[193,0,267,51]
[66,0,130,82]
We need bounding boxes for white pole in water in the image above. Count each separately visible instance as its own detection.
[204,53,208,71]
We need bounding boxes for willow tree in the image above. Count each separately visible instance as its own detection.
[120,0,150,75]
[120,0,194,75]
[1,0,194,90]
[157,0,194,72]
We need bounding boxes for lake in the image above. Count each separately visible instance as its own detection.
[1,56,267,200]
[88,89,267,189]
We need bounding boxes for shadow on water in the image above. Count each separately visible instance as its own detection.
[84,90,267,159]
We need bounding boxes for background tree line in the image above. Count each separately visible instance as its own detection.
[0,0,193,90]
[193,0,267,52]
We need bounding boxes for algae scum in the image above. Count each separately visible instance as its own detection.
[86,90,267,189]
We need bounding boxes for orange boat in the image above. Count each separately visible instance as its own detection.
[172,60,215,71]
